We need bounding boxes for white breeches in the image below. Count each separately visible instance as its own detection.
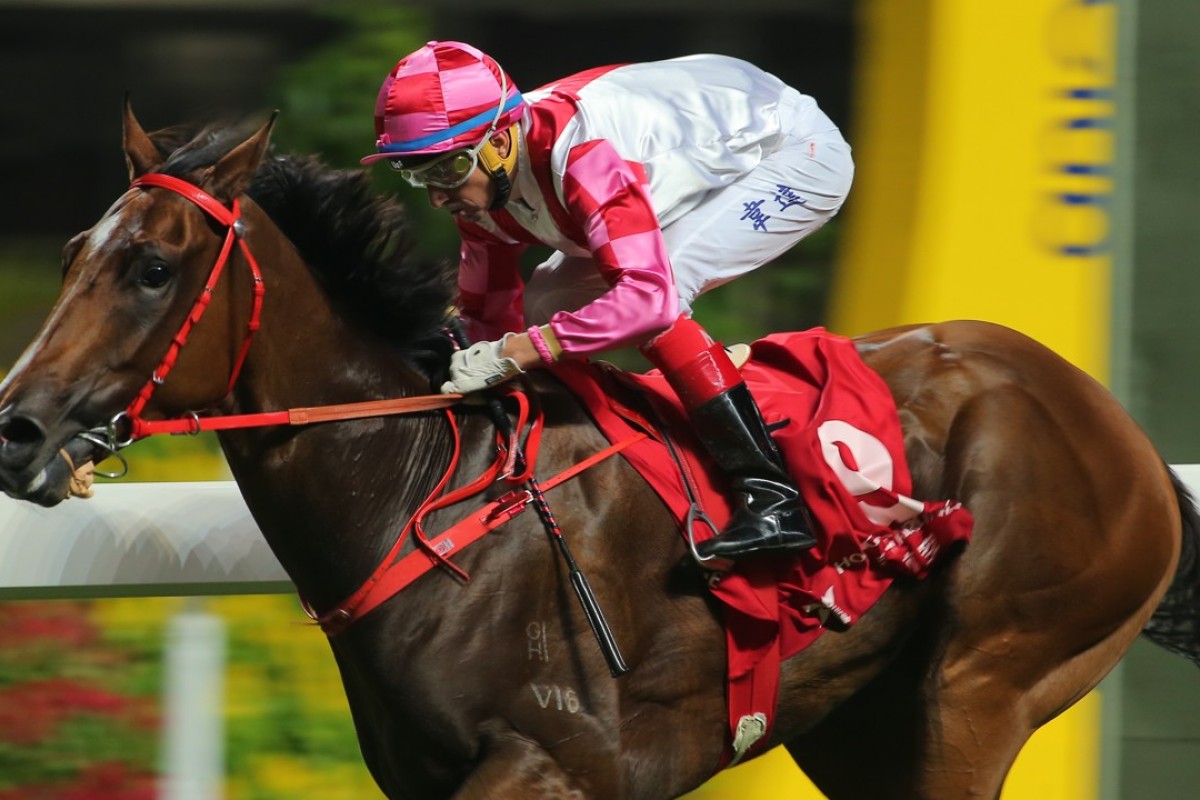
[524,131,854,326]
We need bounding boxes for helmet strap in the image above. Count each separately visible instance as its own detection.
[479,125,519,210]
[488,169,513,210]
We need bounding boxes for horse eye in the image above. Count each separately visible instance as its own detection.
[138,262,172,290]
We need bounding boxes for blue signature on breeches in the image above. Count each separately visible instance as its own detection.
[739,185,810,232]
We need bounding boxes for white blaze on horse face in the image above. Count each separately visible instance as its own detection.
[84,190,145,260]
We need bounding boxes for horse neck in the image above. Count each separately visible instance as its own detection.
[222,204,413,410]
[212,206,469,611]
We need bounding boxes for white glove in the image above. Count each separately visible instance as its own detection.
[440,337,525,394]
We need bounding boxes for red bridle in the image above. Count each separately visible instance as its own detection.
[121,173,265,440]
[107,173,461,445]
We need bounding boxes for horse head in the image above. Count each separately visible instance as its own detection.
[0,100,275,505]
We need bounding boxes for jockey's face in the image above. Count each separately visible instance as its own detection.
[426,130,513,223]
[426,161,496,223]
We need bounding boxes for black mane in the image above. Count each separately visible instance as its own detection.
[154,123,456,354]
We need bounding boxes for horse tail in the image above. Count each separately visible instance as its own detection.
[1140,464,1200,668]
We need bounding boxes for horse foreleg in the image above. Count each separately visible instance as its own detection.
[451,724,593,800]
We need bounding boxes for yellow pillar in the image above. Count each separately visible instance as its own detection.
[823,1,1115,799]
[682,747,820,798]
[831,0,1115,381]
[687,2,1115,796]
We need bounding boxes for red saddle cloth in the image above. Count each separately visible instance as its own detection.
[550,328,973,762]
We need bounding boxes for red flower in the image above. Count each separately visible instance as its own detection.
[0,604,98,650]
[0,679,140,744]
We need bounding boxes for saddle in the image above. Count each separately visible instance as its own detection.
[550,328,974,763]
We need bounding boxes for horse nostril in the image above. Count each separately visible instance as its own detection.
[0,415,46,448]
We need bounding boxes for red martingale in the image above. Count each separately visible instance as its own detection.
[312,391,647,636]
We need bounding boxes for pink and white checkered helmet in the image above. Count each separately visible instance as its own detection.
[361,41,525,165]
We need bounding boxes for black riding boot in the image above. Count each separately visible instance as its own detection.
[690,383,818,560]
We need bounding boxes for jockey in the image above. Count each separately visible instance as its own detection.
[362,41,854,562]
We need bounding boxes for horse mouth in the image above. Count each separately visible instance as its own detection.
[0,430,106,508]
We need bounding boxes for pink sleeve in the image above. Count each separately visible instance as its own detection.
[546,140,679,356]
[455,221,528,342]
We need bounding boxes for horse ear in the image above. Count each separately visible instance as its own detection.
[207,111,278,201]
[123,94,162,180]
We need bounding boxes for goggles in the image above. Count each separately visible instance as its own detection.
[389,145,481,189]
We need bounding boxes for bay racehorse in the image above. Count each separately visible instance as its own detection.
[1,106,1198,800]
